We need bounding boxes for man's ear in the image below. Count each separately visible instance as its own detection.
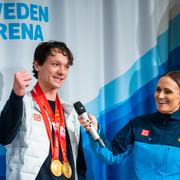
[34,61,40,72]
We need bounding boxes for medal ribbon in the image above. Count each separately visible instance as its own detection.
[31,90,54,154]
[56,96,68,162]
[31,83,68,162]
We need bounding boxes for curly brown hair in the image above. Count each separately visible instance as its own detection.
[32,41,73,79]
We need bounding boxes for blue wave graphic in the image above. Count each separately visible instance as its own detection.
[0,147,6,178]
[83,14,180,180]
[169,14,180,51]
[89,46,180,138]
[86,14,180,119]
[0,13,179,180]
[84,46,180,180]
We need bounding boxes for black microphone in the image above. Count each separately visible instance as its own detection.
[73,101,105,147]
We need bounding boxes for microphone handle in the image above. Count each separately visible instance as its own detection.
[96,138,106,147]
[80,113,105,147]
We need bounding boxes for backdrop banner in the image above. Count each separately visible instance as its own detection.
[0,0,180,180]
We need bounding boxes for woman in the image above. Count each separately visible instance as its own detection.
[79,71,180,179]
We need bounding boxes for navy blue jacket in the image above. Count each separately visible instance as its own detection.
[91,110,180,179]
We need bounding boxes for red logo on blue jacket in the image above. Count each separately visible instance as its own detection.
[141,129,150,136]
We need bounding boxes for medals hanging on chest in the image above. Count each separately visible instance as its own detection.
[31,83,72,178]
[62,161,72,178]
[50,159,62,177]
[50,122,62,177]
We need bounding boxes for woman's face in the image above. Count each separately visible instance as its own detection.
[154,76,180,114]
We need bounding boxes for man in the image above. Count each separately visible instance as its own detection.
[0,41,86,180]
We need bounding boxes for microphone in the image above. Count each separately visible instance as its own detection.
[73,101,105,147]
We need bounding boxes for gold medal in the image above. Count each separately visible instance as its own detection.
[62,161,72,178]
[50,159,62,177]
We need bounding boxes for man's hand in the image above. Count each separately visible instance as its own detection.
[13,71,32,96]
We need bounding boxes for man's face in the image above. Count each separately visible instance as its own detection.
[154,76,180,114]
[34,49,70,91]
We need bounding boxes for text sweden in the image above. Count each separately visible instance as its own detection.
[0,2,49,41]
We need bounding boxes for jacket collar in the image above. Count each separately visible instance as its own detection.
[157,109,180,120]
[155,109,180,128]
[171,109,180,121]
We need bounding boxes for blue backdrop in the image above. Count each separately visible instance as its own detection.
[0,1,180,180]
